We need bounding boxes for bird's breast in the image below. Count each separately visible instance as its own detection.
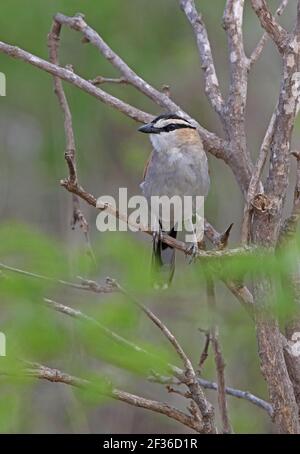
[141,146,210,200]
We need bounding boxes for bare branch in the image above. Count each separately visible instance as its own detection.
[116,284,193,373]
[2,262,271,421]
[222,1,253,195]
[0,262,116,294]
[223,0,247,109]
[279,151,300,243]
[48,21,77,185]
[225,281,255,316]
[115,283,216,433]
[0,40,152,123]
[251,0,289,53]
[0,39,228,164]
[62,177,255,260]
[24,364,203,433]
[211,330,232,433]
[206,277,232,434]
[198,329,211,370]
[89,76,128,86]
[179,0,224,115]
[248,1,289,69]
[54,13,180,111]
[48,20,95,264]
[44,297,153,358]
[149,372,272,416]
[241,105,278,244]
[204,221,255,317]
[204,221,234,250]
[45,288,215,432]
[197,377,273,416]
[53,12,229,161]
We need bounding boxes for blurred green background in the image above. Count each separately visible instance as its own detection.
[0,0,300,434]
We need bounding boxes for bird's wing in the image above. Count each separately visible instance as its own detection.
[142,151,153,181]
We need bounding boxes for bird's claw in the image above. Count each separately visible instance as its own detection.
[186,243,199,264]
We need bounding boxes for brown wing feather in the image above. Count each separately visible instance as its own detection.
[142,151,153,181]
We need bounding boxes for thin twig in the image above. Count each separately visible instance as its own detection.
[206,275,232,434]
[89,76,128,86]
[0,262,271,417]
[0,40,153,123]
[0,262,116,294]
[48,21,96,265]
[115,282,216,433]
[197,377,273,417]
[198,329,211,370]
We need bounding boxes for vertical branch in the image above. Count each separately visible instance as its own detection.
[48,21,94,259]
[223,1,253,196]
[48,22,77,184]
[179,0,225,116]
[180,0,253,193]
[250,1,300,433]
[206,277,232,434]
[241,106,277,244]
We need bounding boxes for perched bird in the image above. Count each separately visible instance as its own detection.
[138,113,210,288]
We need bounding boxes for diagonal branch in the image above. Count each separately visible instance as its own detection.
[251,0,289,53]
[0,39,227,163]
[0,264,272,418]
[54,13,183,113]
[46,293,270,417]
[52,13,228,161]
[0,262,116,294]
[24,364,203,433]
[114,282,216,433]
[248,0,289,69]
[0,40,152,123]
[44,297,154,360]
[179,0,225,115]
[197,377,273,416]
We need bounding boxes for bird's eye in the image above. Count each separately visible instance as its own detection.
[166,124,176,132]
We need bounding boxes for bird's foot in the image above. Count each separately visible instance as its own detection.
[186,242,199,264]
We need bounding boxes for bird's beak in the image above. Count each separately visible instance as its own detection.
[138,123,155,134]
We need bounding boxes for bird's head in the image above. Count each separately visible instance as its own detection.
[138,113,198,151]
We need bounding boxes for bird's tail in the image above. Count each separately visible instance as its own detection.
[151,227,177,289]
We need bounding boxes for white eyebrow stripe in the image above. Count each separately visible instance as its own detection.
[155,118,191,128]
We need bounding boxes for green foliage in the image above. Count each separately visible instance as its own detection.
[1,0,299,433]
[1,219,300,434]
